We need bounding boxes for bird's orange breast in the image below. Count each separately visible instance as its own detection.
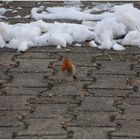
[61,59,73,72]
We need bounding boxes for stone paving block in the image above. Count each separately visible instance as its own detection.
[116,105,140,120]
[29,104,68,118]
[129,91,140,97]
[75,96,120,112]
[105,46,140,54]
[122,97,140,106]
[16,52,95,67]
[10,58,56,73]
[0,69,9,85]
[28,95,78,104]
[0,48,16,52]
[68,127,116,139]
[88,89,133,97]
[27,46,63,53]
[0,70,6,78]
[36,1,65,7]
[0,79,7,85]
[95,61,136,75]
[15,52,58,59]
[133,64,140,72]
[0,95,32,110]
[0,127,13,139]
[94,52,139,61]
[41,82,82,96]
[6,73,47,87]
[18,118,68,136]
[3,18,34,24]
[0,52,16,64]
[0,2,4,7]
[27,46,101,54]
[16,134,67,139]
[88,75,133,90]
[1,86,47,95]
[5,73,91,89]
[0,111,24,126]
[134,2,140,9]
[110,120,140,138]
[7,1,36,8]
[69,112,118,127]
[43,19,82,24]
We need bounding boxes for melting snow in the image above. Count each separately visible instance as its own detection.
[1,3,140,51]
[0,20,95,51]
[89,40,98,48]
[31,6,113,21]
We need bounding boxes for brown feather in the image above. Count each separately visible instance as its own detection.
[61,58,76,77]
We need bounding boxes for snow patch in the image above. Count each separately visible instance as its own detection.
[89,40,97,48]
[113,43,125,51]
[122,30,140,47]
[0,20,95,51]
[31,6,113,21]
[1,3,140,51]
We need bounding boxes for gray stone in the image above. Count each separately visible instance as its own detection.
[95,61,136,75]
[16,134,67,139]
[69,112,118,127]
[18,118,68,135]
[75,96,120,112]
[3,18,34,24]
[123,97,140,106]
[0,111,26,126]
[5,73,47,87]
[28,95,78,104]
[68,127,116,139]
[0,52,16,64]
[29,104,69,118]
[88,89,133,97]
[9,58,55,73]
[0,95,32,110]
[3,8,31,17]
[15,52,58,59]
[42,82,82,96]
[0,128,14,139]
[110,120,140,138]
[88,75,133,90]
[116,105,140,120]
[2,86,47,95]
[8,1,36,8]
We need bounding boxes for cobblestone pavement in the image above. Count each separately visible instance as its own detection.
[0,1,140,139]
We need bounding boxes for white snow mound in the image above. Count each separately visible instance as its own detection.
[1,3,140,51]
[0,20,95,51]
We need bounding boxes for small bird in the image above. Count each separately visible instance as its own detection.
[61,57,77,80]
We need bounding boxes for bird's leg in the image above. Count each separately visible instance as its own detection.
[73,75,77,79]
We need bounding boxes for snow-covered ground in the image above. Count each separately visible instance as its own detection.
[0,2,140,51]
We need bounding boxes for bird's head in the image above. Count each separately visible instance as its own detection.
[63,57,71,63]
